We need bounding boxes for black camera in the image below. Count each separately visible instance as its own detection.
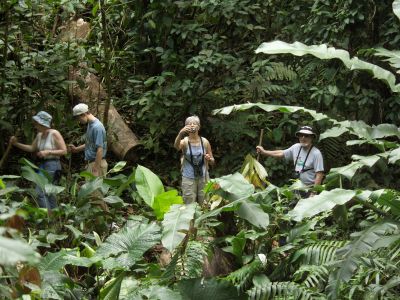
[292,171,300,179]
[193,162,203,177]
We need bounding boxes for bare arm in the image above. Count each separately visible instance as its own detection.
[10,135,38,153]
[69,144,85,153]
[314,172,324,185]
[174,125,191,150]
[204,138,215,166]
[256,146,284,158]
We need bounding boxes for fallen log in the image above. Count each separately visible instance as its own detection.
[59,18,141,161]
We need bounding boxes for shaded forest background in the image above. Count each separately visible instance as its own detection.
[2,0,400,188]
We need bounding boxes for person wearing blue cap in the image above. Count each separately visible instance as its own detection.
[256,125,324,197]
[10,111,67,209]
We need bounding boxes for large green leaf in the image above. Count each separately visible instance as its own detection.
[152,189,183,220]
[0,235,40,265]
[119,277,182,300]
[288,189,357,222]
[96,221,161,270]
[38,249,97,271]
[212,172,255,200]
[237,200,269,229]
[162,203,196,253]
[255,40,400,93]
[213,102,331,124]
[135,165,164,207]
[393,0,400,21]
[328,221,400,298]
[100,272,126,300]
[328,155,382,180]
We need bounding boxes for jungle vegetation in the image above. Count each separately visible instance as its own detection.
[1,0,400,299]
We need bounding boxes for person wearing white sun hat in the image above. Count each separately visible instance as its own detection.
[256,125,324,196]
[9,111,67,209]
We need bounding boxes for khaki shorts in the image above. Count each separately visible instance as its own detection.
[182,176,207,205]
[86,159,108,176]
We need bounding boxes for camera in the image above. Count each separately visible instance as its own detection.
[193,164,203,177]
[292,171,300,179]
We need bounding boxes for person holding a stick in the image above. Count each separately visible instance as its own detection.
[174,116,214,204]
[256,125,324,197]
[9,111,67,209]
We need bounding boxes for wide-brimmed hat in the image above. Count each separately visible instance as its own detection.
[72,103,89,116]
[295,125,316,137]
[32,111,52,128]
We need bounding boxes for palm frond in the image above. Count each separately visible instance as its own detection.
[292,241,347,266]
[293,265,330,290]
[247,281,326,300]
[225,256,265,292]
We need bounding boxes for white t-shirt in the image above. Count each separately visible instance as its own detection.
[283,143,324,186]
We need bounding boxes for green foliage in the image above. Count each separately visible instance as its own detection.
[0,234,40,265]
[95,220,161,270]
[247,281,325,300]
[161,203,196,253]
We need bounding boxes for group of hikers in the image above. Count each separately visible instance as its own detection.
[9,105,324,210]
[176,118,324,204]
[9,104,106,210]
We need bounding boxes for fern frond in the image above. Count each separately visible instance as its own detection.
[265,62,298,81]
[177,240,209,279]
[292,241,347,266]
[247,281,326,300]
[293,265,330,290]
[225,256,265,292]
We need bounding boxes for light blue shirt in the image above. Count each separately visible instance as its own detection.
[182,142,207,179]
[85,118,107,161]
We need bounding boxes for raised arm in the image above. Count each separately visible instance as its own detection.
[174,125,190,150]
[256,146,284,158]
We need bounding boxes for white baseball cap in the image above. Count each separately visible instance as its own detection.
[72,103,89,116]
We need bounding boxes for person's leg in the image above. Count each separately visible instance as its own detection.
[182,177,196,204]
[36,160,61,209]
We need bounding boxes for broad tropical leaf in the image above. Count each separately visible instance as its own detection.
[119,277,182,300]
[135,165,164,207]
[152,189,183,220]
[393,0,400,22]
[212,172,255,200]
[96,221,161,270]
[100,272,125,300]
[38,249,96,271]
[161,203,196,253]
[288,189,357,222]
[255,40,400,93]
[0,235,40,265]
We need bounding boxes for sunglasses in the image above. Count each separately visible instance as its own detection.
[297,134,312,138]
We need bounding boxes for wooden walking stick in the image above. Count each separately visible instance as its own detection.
[257,128,264,161]
[0,141,13,170]
[0,130,21,170]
